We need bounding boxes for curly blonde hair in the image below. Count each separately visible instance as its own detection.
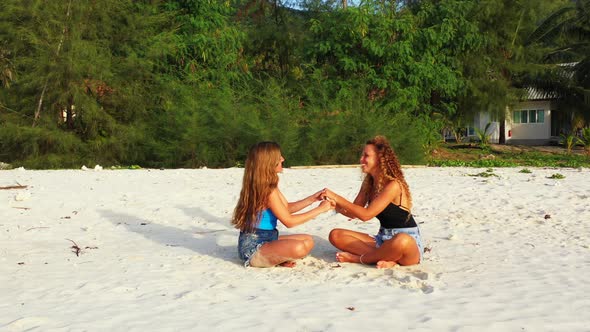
[361,136,412,211]
[231,142,282,232]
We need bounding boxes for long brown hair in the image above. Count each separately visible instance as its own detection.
[231,142,282,232]
[361,136,412,211]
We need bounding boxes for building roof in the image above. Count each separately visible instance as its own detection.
[525,87,558,100]
[523,62,578,101]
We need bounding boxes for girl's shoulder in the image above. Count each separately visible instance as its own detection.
[383,179,402,194]
[268,187,287,203]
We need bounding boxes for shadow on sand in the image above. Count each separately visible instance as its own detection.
[99,208,241,265]
[176,204,337,264]
[99,206,337,267]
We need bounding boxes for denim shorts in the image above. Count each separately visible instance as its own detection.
[238,229,279,267]
[374,226,423,262]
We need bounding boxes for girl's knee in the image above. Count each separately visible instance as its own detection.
[294,240,313,258]
[302,235,314,251]
[390,233,416,250]
[328,228,344,245]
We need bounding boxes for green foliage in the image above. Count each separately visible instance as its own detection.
[468,170,498,178]
[293,79,428,165]
[519,168,532,173]
[577,127,590,155]
[474,122,493,148]
[0,47,13,88]
[547,173,565,179]
[163,0,244,82]
[0,0,195,168]
[467,168,499,177]
[523,0,590,121]
[420,114,445,156]
[110,165,142,170]
[430,159,517,167]
[305,0,482,115]
[456,0,571,143]
[430,147,590,168]
[561,133,577,154]
[0,123,85,168]
[237,1,307,80]
[0,0,588,169]
[194,78,301,167]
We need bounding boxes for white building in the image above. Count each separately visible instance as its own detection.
[468,88,561,145]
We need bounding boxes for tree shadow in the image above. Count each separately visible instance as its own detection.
[98,208,241,265]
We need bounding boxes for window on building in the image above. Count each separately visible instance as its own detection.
[513,109,544,124]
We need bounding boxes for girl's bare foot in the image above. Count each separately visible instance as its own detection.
[335,252,361,263]
[279,261,297,268]
[376,260,397,269]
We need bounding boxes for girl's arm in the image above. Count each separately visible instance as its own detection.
[330,189,365,219]
[287,189,324,213]
[325,181,400,221]
[268,189,333,228]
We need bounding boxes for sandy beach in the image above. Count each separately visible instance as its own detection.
[1,166,589,331]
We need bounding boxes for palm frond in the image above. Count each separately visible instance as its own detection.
[543,42,590,61]
[525,6,576,45]
[574,57,590,87]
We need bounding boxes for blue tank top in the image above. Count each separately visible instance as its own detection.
[257,209,278,230]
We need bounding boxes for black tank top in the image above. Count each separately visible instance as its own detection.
[376,203,417,229]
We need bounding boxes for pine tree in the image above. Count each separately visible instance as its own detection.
[0,0,181,167]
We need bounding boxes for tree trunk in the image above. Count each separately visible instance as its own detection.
[499,113,506,144]
[66,96,74,130]
[33,0,72,127]
[33,85,47,127]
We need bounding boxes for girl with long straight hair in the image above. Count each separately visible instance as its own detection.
[232,141,334,267]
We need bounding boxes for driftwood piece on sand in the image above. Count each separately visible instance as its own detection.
[0,184,28,190]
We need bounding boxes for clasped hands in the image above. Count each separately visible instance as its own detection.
[315,188,337,211]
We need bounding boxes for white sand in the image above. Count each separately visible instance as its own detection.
[1,166,589,331]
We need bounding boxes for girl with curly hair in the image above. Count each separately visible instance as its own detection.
[323,136,423,267]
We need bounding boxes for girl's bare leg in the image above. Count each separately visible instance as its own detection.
[329,228,375,255]
[331,232,420,267]
[368,233,420,267]
[248,234,314,268]
[277,234,313,267]
[376,261,398,269]
[334,251,362,263]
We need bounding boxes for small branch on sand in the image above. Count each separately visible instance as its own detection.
[194,229,227,234]
[26,227,49,232]
[67,238,82,256]
[0,185,28,190]
[66,239,98,256]
[13,207,31,210]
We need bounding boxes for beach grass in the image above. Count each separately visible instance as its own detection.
[429,143,590,168]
